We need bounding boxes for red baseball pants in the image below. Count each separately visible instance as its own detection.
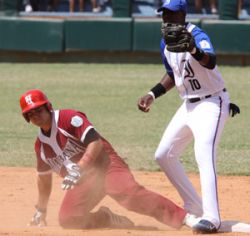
[58,141,186,229]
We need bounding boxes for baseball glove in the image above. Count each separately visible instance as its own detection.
[161,23,195,53]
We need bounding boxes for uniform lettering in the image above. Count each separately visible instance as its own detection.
[44,138,86,174]
[182,59,201,91]
[182,60,195,79]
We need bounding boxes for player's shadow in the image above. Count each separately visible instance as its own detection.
[129,225,159,231]
[99,225,159,231]
[111,220,250,233]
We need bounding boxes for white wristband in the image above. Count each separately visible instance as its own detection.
[147,91,155,101]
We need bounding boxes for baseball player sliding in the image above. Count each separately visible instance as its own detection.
[138,0,240,234]
[19,89,199,230]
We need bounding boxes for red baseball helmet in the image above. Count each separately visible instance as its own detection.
[19,89,52,122]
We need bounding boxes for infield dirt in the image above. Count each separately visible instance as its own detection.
[0,167,249,236]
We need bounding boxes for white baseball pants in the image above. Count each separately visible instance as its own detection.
[155,90,230,228]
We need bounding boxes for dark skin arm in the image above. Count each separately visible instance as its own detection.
[137,73,175,112]
[191,47,216,69]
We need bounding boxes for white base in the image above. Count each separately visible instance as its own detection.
[219,221,250,233]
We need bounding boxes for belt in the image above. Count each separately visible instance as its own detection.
[188,88,227,103]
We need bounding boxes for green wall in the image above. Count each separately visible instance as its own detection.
[65,18,132,51]
[0,17,64,52]
[201,20,250,54]
[0,17,250,57]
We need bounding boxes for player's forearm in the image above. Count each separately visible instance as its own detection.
[77,139,103,171]
[148,73,175,100]
[37,174,52,209]
[191,47,216,69]
[160,73,175,92]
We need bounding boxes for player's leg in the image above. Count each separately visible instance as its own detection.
[104,152,186,229]
[58,170,107,229]
[155,102,203,216]
[79,0,84,11]
[69,0,75,12]
[190,94,229,229]
[194,0,203,13]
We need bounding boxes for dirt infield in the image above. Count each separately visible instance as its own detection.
[0,167,250,236]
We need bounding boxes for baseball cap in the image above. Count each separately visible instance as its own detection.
[157,0,187,13]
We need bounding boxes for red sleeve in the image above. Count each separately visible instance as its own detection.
[58,110,96,143]
[34,139,51,173]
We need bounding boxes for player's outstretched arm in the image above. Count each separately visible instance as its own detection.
[29,173,52,227]
[137,73,175,113]
[62,137,104,190]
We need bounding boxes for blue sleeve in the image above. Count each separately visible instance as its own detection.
[192,26,215,54]
[160,38,174,79]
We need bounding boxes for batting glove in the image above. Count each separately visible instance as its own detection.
[229,103,240,117]
[61,161,82,190]
[29,205,47,227]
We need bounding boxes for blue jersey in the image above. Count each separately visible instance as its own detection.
[160,23,224,99]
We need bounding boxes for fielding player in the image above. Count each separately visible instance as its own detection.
[138,0,239,234]
[19,89,198,230]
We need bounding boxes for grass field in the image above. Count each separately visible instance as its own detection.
[0,63,249,175]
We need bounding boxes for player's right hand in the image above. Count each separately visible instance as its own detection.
[137,94,154,112]
[28,206,47,227]
[61,162,82,190]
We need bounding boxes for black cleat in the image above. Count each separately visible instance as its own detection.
[193,219,218,234]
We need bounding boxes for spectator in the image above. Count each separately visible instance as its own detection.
[195,0,218,14]
[92,0,101,12]
[238,0,248,18]
[98,0,110,10]
[69,0,83,11]
[22,0,39,12]
[69,0,101,12]
[47,0,59,11]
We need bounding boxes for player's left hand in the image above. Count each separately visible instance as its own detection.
[229,103,240,117]
[28,206,47,227]
[161,23,195,53]
[61,162,82,190]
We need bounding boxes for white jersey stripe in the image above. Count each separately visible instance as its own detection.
[187,23,195,32]
[40,145,49,165]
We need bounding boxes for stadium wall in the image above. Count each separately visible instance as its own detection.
[0,17,249,65]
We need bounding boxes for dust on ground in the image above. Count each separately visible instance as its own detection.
[0,167,249,236]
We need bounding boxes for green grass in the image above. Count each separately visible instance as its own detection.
[0,63,249,175]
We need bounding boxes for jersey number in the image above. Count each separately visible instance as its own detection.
[188,79,201,91]
[182,60,202,91]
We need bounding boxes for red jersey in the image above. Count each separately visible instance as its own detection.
[35,109,103,177]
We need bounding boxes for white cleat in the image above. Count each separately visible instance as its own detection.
[183,213,201,228]
[99,206,134,228]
